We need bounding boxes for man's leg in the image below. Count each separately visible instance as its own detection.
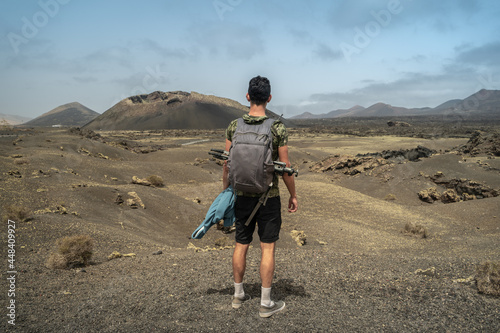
[232,242,251,308]
[233,242,250,283]
[260,241,276,288]
[259,241,285,317]
[260,241,276,307]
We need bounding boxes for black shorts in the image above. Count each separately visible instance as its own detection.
[234,196,282,244]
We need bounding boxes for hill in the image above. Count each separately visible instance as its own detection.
[84,91,291,131]
[292,89,500,119]
[0,113,31,125]
[22,102,99,127]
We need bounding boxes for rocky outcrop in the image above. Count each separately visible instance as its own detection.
[387,120,411,127]
[457,131,500,156]
[418,188,441,203]
[311,146,436,178]
[440,189,461,203]
[357,145,436,162]
[310,154,391,176]
[418,172,499,203]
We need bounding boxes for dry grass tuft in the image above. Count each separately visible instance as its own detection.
[403,222,428,238]
[384,193,396,201]
[476,261,500,296]
[3,204,31,222]
[47,235,93,269]
[14,158,29,165]
[147,175,164,187]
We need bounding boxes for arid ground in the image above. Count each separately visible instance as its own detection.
[1,122,499,332]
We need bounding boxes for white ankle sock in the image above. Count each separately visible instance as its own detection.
[261,286,275,307]
[234,282,244,298]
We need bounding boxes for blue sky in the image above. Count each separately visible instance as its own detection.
[1,0,499,119]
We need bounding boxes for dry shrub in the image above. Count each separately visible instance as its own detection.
[14,158,29,165]
[46,235,93,269]
[403,222,428,238]
[147,175,164,187]
[476,261,500,296]
[46,253,68,269]
[384,194,396,201]
[3,204,31,222]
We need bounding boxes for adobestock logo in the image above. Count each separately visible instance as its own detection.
[213,0,243,21]
[7,0,71,55]
[339,0,410,63]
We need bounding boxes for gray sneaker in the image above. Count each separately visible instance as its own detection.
[259,300,286,318]
[232,294,251,309]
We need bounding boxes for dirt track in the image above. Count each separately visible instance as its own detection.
[1,127,499,332]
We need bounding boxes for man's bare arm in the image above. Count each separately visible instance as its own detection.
[222,139,231,190]
[278,145,298,212]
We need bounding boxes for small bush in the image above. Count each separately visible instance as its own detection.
[46,253,68,269]
[384,194,396,201]
[46,235,93,269]
[147,175,164,187]
[476,261,500,296]
[403,222,428,238]
[3,204,31,222]
[14,158,29,165]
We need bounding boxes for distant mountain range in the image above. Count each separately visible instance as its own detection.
[291,89,500,119]
[16,88,498,130]
[84,91,291,131]
[22,102,100,127]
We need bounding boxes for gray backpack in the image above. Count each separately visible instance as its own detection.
[228,118,275,193]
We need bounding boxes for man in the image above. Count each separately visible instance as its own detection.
[222,75,298,318]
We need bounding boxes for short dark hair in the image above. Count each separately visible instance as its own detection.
[248,76,271,105]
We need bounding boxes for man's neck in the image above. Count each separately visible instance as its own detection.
[248,103,267,117]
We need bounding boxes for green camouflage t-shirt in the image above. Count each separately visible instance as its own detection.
[226,114,288,197]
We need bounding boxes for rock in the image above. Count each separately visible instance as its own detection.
[187,242,201,252]
[387,120,411,127]
[418,188,441,203]
[452,276,475,285]
[433,171,444,178]
[358,145,436,162]
[115,194,124,205]
[127,192,145,209]
[291,229,306,246]
[152,250,163,255]
[415,267,436,277]
[458,131,500,156]
[463,193,476,201]
[475,261,500,296]
[426,175,499,201]
[310,155,390,175]
[108,251,122,260]
[8,170,22,178]
[441,189,461,203]
[132,176,152,186]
